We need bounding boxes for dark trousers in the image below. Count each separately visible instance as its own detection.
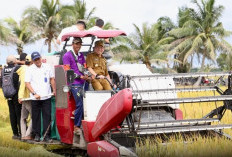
[7,94,22,136]
[31,98,51,137]
[70,83,88,127]
[71,85,84,127]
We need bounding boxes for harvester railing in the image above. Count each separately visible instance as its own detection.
[118,72,232,138]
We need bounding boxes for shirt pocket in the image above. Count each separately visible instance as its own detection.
[93,59,99,68]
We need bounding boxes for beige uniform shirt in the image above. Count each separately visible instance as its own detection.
[86,53,108,76]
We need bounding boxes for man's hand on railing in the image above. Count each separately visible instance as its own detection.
[95,74,105,79]
[80,75,89,80]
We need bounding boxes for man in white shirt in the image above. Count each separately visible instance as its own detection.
[25,52,56,142]
[56,20,86,46]
[88,18,104,31]
[81,18,109,53]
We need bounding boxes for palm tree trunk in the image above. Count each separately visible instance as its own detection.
[17,45,23,55]
[194,54,206,86]
[200,54,206,72]
[48,40,51,53]
[144,56,152,72]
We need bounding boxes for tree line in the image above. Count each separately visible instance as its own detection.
[0,0,231,72]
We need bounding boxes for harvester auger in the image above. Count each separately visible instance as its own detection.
[107,68,232,146]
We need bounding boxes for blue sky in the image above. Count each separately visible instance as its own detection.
[0,0,231,65]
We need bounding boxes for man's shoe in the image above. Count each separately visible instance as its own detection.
[22,136,32,141]
[34,135,40,142]
[12,135,20,140]
[44,136,53,143]
[74,126,82,135]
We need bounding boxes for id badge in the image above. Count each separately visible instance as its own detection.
[44,77,47,83]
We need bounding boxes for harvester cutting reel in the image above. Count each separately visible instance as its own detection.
[109,71,232,146]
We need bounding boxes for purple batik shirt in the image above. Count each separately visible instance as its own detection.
[63,50,86,85]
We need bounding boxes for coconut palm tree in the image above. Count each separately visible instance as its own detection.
[167,0,232,72]
[5,18,39,55]
[112,17,176,72]
[0,20,11,43]
[59,0,96,28]
[112,23,157,70]
[22,0,62,52]
[217,53,232,71]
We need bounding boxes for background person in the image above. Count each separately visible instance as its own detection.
[17,55,33,140]
[16,53,27,65]
[89,18,104,31]
[1,55,21,139]
[62,37,88,133]
[85,18,109,51]
[56,20,86,46]
[86,40,113,90]
[25,52,56,142]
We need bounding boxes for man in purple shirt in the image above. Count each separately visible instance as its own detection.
[63,37,88,133]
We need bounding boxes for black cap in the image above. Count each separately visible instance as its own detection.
[20,53,27,61]
[72,37,82,44]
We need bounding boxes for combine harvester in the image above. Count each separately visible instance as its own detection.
[24,30,232,156]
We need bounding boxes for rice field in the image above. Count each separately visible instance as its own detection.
[1,85,232,157]
[136,85,232,157]
[0,89,62,157]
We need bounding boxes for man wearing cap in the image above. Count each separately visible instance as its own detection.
[25,52,56,142]
[17,55,33,140]
[1,55,22,139]
[62,37,88,133]
[86,40,112,90]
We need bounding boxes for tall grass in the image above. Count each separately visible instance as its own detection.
[136,85,232,157]
[0,89,63,157]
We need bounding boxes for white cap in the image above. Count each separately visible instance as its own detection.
[6,55,16,64]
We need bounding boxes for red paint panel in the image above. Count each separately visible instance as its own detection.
[82,120,96,142]
[175,109,183,120]
[56,93,76,144]
[87,141,120,157]
[61,30,127,42]
[91,88,132,139]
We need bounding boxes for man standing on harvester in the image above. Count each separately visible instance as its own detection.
[62,37,89,133]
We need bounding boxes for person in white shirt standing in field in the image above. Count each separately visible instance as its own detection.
[25,52,56,142]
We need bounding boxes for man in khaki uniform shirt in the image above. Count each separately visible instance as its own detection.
[86,40,112,90]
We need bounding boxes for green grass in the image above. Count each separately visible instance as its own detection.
[0,89,63,157]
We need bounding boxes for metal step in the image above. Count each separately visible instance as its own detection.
[136,124,232,134]
[130,72,231,79]
[132,86,216,94]
[140,95,232,106]
[123,118,219,129]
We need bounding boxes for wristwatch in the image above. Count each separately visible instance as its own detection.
[32,92,36,95]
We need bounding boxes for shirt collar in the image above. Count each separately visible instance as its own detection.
[71,48,81,57]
